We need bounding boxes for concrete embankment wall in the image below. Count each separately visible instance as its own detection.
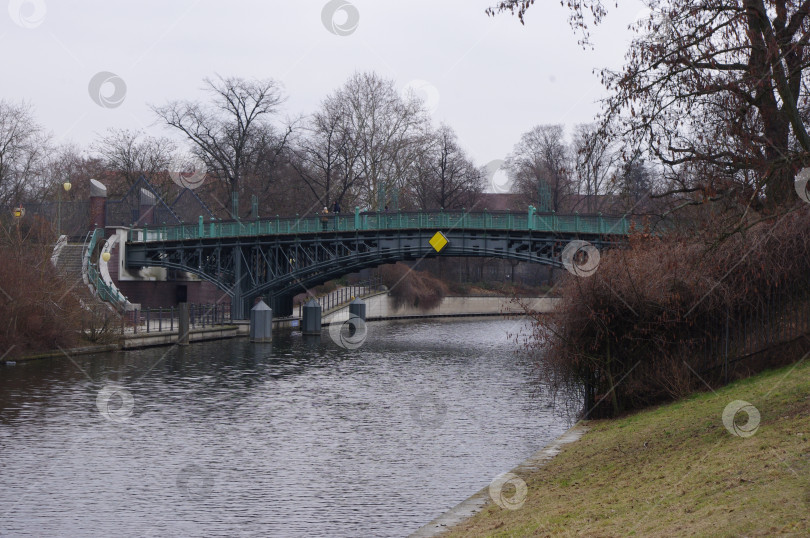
[4,326,240,363]
[322,294,558,325]
[122,326,239,349]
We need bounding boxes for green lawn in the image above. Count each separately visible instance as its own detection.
[447,359,810,537]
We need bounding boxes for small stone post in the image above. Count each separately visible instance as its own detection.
[178,302,189,346]
[348,297,366,321]
[250,300,273,342]
[302,298,322,335]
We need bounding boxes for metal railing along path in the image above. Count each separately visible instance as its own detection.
[296,276,384,317]
[123,303,232,334]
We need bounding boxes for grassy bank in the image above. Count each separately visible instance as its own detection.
[447,359,810,537]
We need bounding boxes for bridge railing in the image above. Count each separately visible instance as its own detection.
[127,209,634,243]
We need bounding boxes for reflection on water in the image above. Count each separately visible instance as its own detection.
[0,318,573,537]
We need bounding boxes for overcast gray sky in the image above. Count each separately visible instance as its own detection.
[0,0,645,167]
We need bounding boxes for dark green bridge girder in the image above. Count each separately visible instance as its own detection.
[123,209,637,319]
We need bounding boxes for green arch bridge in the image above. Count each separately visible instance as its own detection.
[123,207,645,318]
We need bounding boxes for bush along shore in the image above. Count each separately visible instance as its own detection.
[446,358,810,536]
[522,205,810,419]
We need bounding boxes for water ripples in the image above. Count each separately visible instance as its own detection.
[0,318,572,537]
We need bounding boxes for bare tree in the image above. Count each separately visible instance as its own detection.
[571,123,620,212]
[338,72,427,210]
[602,1,810,208]
[152,76,290,216]
[487,0,608,46]
[93,128,176,198]
[241,122,296,216]
[410,124,483,210]
[615,152,655,211]
[490,0,810,209]
[506,124,573,211]
[0,101,50,206]
[289,91,365,211]
[44,144,105,202]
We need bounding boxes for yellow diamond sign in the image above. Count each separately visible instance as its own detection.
[429,231,449,252]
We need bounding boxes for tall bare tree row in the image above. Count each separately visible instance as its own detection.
[504,122,651,213]
[5,70,664,220]
[287,71,482,212]
[0,101,50,207]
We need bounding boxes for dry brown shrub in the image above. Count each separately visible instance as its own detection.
[528,204,810,417]
[80,303,121,343]
[380,262,448,310]
[0,220,82,358]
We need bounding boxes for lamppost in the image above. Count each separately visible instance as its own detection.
[58,181,72,236]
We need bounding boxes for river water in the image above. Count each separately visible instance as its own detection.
[0,318,573,537]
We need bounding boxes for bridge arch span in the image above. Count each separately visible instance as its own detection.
[125,227,623,318]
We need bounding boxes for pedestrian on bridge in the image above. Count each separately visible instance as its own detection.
[333,201,341,214]
[321,206,329,231]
